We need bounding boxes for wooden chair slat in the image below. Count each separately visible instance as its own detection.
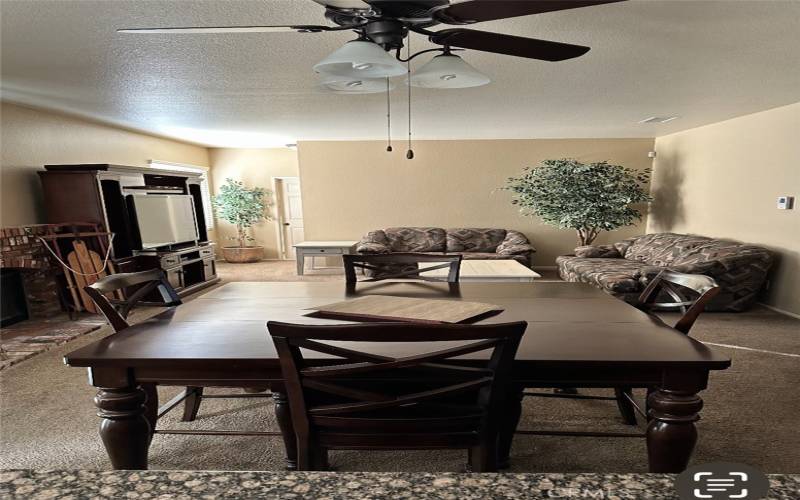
[294,339,492,377]
[293,338,394,363]
[302,379,393,402]
[300,339,501,378]
[343,253,462,284]
[308,377,493,416]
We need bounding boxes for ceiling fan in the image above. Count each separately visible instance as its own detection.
[119,0,624,156]
[120,0,624,76]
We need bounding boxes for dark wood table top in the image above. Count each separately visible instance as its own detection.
[65,282,730,372]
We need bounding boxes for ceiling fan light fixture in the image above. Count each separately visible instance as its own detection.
[316,74,396,94]
[314,40,406,79]
[410,53,490,89]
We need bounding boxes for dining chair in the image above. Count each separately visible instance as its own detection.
[267,320,527,471]
[342,252,462,283]
[85,269,275,438]
[520,270,720,437]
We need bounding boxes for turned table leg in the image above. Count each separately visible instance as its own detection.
[497,385,524,469]
[646,370,707,473]
[94,386,151,470]
[272,389,298,470]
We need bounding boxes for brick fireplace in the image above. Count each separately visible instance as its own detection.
[0,225,63,322]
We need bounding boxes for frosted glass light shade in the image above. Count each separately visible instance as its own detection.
[317,75,395,94]
[314,40,407,78]
[410,54,490,89]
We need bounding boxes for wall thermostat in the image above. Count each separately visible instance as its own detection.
[777,196,794,210]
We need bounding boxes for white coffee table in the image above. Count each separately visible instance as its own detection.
[294,241,358,275]
[419,259,541,282]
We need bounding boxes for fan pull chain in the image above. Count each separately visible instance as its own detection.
[385,77,392,152]
[406,34,414,159]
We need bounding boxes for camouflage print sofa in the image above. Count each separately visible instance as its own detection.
[357,227,535,267]
[556,233,773,311]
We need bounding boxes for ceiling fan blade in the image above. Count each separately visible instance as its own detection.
[430,28,590,61]
[311,0,371,9]
[434,0,625,24]
[117,25,346,34]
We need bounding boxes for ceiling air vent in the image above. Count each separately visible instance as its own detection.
[638,116,679,124]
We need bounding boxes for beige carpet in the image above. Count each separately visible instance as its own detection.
[1,261,798,473]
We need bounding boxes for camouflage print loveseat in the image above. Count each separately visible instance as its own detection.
[357,227,535,267]
[556,233,773,311]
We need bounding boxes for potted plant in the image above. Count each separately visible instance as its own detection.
[503,159,651,245]
[212,178,273,263]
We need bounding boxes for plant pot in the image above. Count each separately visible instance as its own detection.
[221,246,264,263]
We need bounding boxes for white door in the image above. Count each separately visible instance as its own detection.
[279,177,305,259]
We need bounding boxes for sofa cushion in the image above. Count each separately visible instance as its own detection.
[385,227,446,252]
[446,228,507,253]
[556,256,653,293]
[669,239,768,269]
[624,233,712,266]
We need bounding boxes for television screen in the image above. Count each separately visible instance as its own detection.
[130,194,199,249]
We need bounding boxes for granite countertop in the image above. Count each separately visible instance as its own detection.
[1,470,799,499]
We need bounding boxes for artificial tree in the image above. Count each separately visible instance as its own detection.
[212,178,273,261]
[503,159,651,246]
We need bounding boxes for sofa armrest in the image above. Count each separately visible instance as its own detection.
[497,243,536,256]
[497,230,535,255]
[356,230,391,254]
[573,244,621,258]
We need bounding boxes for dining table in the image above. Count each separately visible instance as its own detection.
[64,281,731,473]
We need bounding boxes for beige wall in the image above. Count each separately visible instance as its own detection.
[298,139,655,266]
[648,102,800,315]
[0,102,210,227]
[209,148,299,259]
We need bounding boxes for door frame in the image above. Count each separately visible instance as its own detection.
[272,176,302,260]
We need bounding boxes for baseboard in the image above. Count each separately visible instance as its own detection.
[758,302,800,320]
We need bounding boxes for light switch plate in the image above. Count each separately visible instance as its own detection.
[777,196,794,210]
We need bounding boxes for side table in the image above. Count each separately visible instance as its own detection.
[293,241,358,275]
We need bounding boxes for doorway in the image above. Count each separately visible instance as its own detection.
[274,177,305,260]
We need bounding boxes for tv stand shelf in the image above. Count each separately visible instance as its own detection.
[137,244,219,296]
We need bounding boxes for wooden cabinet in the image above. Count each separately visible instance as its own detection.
[38,164,219,296]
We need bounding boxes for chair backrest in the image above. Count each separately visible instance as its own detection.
[342,253,462,283]
[636,270,720,334]
[267,321,526,443]
[85,269,182,333]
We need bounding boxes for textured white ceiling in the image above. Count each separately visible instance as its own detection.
[2,0,799,147]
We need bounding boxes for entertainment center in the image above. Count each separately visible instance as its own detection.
[38,164,219,297]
